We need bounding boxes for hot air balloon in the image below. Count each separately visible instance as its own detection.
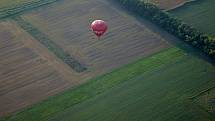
[91,20,108,39]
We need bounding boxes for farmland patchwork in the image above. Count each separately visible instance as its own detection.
[0,0,214,120]
[0,0,169,117]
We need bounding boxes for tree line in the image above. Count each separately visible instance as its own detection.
[115,0,215,58]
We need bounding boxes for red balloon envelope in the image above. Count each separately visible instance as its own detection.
[91,20,108,38]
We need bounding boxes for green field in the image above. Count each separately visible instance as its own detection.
[2,47,215,121]
[170,0,215,36]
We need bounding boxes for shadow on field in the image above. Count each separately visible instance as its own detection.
[108,0,215,66]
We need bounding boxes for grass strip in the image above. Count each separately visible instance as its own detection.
[12,16,87,72]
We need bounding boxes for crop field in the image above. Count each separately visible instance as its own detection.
[144,0,190,10]
[170,0,215,36]
[21,0,169,75]
[0,0,215,120]
[3,47,215,121]
[0,0,170,117]
[13,16,87,72]
[0,20,91,117]
[49,48,215,121]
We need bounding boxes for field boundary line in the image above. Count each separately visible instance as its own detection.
[12,16,87,73]
[189,85,215,100]
[1,48,181,121]
[0,0,60,20]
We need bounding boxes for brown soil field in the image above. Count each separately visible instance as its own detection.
[0,21,92,117]
[0,0,171,117]
[147,0,191,10]
[22,0,170,75]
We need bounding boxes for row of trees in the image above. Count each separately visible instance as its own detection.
[115,0,215,58]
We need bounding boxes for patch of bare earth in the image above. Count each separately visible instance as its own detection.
[0,21,92,117]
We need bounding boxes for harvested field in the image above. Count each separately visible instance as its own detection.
[13,16,87,72]
[0,21,91,117]
[2,0,214,120]
[0,0,170,117]
[21,0,170,75]
[0,0,171,117]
